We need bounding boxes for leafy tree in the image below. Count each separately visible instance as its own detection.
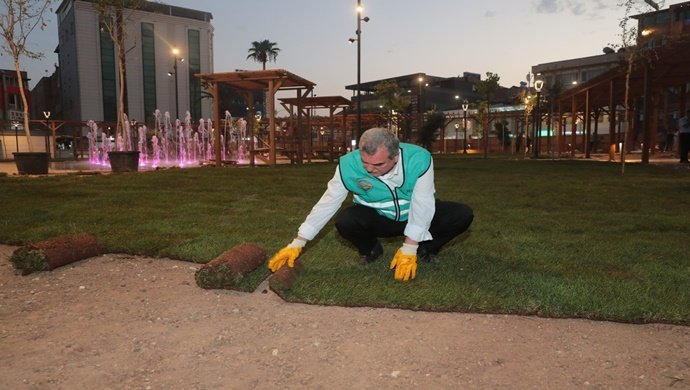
[416,111,445,151]
[374,80,410,113]
[374,80,410,136]
[0,0,53,152]
[474,72,500,157]
[92,0,144,151]
[246,39,280,70]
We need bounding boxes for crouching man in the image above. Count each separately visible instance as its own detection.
[268,128,474,281]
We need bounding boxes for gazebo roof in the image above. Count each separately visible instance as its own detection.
[279,96,351,108]
[196,69,316,91]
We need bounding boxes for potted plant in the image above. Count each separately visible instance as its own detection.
[107,116,140,172]
[0,0,53,174]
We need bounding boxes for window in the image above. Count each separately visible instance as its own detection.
[141,22,156,123]
[100,23,117,122]
[8,94,20,110]
[188,29,201,120]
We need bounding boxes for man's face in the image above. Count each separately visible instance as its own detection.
[361,145,398,177]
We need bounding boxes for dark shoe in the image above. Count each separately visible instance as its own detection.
[418,247,440,264]
[357,242,383,265]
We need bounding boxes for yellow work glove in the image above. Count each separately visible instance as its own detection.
[389,243,418,281]
[268,238,306,272]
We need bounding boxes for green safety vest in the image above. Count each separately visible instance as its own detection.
[339,143,431,221]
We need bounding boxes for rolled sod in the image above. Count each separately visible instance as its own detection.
[195,243,267,289]
[269,260,303,291]
[10,234,101,275]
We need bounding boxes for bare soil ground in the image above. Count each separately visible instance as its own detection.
[1,244,688,389]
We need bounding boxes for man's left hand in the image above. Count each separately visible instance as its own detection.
[389,249,417,281]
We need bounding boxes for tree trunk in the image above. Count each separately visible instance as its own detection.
[115,7,129,151]
[14,58,33,152]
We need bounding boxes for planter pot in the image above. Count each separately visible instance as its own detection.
[108,151,140,172]
[13,152,50,175]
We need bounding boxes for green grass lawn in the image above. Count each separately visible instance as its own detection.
[1,156,688,324]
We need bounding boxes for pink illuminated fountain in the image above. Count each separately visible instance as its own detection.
[85,109,245,170]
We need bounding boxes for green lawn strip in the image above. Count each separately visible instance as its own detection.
[0,158,688,324]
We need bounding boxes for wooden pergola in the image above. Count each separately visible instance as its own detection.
[555,38,690,162]
[196,69,316,166]
[279,95,352,162]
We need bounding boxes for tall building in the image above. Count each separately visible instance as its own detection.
[56,0,214,125]
[1,69,32,159]
[531,52,623,93]
[633,1,690,47]
[30,66,62,121]
[1,69,30,122]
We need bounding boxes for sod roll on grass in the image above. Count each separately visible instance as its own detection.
[10,233,101,275]
[195,243,267,289]
[269,260,303,291]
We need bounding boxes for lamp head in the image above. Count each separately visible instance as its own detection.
[534,79,544,92]
[362,16,370,22]
[462,99,469,111]
[43,111,51,119]
[348,37,357,43]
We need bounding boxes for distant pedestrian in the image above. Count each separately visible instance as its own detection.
[665,129,676,152]
[679,109,690,163]
[515,131,524,154]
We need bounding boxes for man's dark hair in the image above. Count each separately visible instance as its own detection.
[359,128,400,158]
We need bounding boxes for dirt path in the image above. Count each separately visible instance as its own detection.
[0,245,688,389]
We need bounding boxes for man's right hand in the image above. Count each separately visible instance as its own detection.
[268,247,302,272]
[268,238,307,272]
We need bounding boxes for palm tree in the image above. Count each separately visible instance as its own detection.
[475,72,501,158]
[246,39,280,70]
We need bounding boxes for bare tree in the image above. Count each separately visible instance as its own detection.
[92,0,143,151]
[0,0,53,152]
[614,0,665,173]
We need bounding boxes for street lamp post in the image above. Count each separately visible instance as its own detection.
[351,0,369,147]
[130,119,137,148]
[462,99,469,154]
[43,111,55,158]
[454,95,460,151]
[169,47,182,120]
[418,75,427,133]
[533,79,544,158]
[13,121,19,152]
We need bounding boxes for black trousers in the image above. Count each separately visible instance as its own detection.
[334,201,474,255]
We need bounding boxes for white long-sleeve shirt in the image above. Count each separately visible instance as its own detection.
[297,156,436,243]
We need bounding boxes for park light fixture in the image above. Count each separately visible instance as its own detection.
[462,99,469,154]
[169,47,184,120]
[533,79,544,158]
[351,0,370,146]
